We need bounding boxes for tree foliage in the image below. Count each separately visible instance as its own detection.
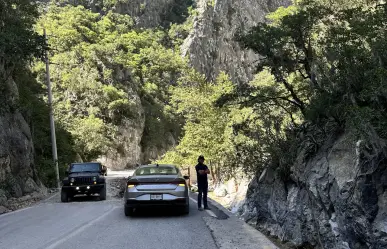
[0,0,45,69]
[216,0,387,176]
[0,0,45,111]
[0,0,76,187]
[158,71,264,179]
[35,4,186,162]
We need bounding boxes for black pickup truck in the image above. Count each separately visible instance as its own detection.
[61,162,107,202]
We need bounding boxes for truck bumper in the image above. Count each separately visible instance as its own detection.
[62,184,105,195]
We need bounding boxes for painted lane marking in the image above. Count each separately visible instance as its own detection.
[189,197,217,218]
[45,206,118,249]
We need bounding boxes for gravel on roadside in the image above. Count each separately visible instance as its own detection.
[0,189,59,215]
[106,177,127,199]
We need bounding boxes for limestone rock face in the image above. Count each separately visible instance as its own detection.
[241,134,387,248]
[182,0,291,84]
[0,74,43,202]
[112,0,191,28]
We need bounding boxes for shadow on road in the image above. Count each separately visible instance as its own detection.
[69,195,102,202]
[127,207,189,218]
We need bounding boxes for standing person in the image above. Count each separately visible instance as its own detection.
[195,155,211,211]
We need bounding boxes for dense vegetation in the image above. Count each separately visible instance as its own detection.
[3,0,387,187]
[218,0,387,177]
[0,0,76,186]
[35,5,185,161]
[162,0,387,181]
[0,0,44,111]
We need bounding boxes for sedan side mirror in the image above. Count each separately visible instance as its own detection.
[183,175,190,180]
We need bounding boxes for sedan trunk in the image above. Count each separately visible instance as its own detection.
[133,175,182,191]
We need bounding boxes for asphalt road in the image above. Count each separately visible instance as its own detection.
[0,172,218,249]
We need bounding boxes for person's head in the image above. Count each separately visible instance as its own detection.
[198,155,205,164]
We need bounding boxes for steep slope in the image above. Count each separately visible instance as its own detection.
[112,0,194,28]
[0,1,49,211]
[182,0,291,84]
[47,0,193,28]
[36,0,290,170]
[0,69,45,210]
[240,133,387,249]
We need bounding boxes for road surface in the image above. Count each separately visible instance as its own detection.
[0,171,280,249]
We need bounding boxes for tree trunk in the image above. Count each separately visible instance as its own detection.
[209,160,216,184]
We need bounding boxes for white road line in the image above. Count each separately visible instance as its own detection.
[45,206,118,249]
[43,192,60,202]
[189,197,217,218]
[189,197,198,203]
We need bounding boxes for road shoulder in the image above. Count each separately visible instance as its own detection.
[191,192,279,249]
[203,216,279,249]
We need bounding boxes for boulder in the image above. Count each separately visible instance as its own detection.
[0,205,9,215]
[214,184,228,197]
[22,177,40,194]
[226,178,237,195]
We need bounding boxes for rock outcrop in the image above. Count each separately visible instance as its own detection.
[49,0,193,28]
[111,0,193,28]
[0,72,45,211]
[182,0,291,84]
[239,133,387,249]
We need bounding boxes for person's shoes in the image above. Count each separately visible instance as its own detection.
[204,207,211,210]
[198,207,204,211]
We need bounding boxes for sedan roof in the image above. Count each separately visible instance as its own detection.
[138,164,176,168]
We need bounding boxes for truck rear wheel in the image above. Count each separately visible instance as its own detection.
[99,185,106,201]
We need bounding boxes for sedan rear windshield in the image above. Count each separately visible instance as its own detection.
[135,166,178,176]
[70,163,100,173]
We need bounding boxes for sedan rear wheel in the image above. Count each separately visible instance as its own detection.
[125,207,134,217]
[182,204,190,215]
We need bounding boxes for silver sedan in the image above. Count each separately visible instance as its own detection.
[124,164,190,216]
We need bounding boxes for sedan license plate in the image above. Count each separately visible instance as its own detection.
[150,194,163,200]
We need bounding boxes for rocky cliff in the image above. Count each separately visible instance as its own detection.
[239,133,387,249]
[50,0,193,28]
[182,0,290,84]
[40,0,289,170]
[0,68,46,212]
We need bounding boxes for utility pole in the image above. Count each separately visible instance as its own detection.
[44,28,60,190]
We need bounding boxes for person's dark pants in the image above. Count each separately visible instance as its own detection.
[198,183,208,208]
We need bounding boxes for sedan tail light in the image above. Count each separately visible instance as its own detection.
[127,179,186,187]
[127,182,139,188]
[170,180,186,187]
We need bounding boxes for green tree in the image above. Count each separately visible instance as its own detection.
[35,5,186,162]
[218,0,387,177]
[0,0,45,111]
[0,1,77,187]
[158,71,263,178]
